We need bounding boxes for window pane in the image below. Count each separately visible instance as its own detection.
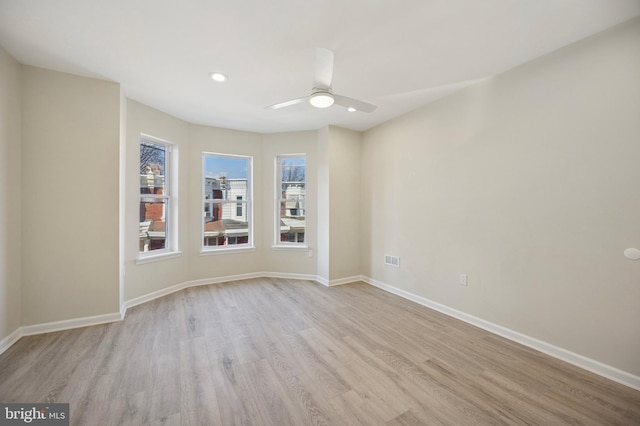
[203,153,252,249]
[281,157,305,183]
[236,196,243,217]
[279,211,305,243]
[277,155,306,245]
[281,182,305,194]
[204,202,249,247]
[139,198,167,252]
[140,142,166,195]
[204,156,249,200]
[280,200,305,217]
[280,231,304,243]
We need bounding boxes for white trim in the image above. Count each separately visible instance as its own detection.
[199,247,256,256]
[202,152,254,251]
[136,251,183,264]
[122,271,320,311]
[361,275,640,392]
[0,328,23,355]
[275,154,307,247]
[328,275,362,287]
[0,312,124,357]
[123,272,263,311]
[140,132,175,146]
[315,276,330,287]
[22,312,123,337]
[123,281,189,311]
[3,271,637,391]
[271,245,309,251]
[139,135,178,254]
[315,275,362,287]
[263,272,319,282]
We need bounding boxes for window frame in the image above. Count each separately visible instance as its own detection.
[138,134,179,260]
[201,152,254,253]
[274,154,307,248]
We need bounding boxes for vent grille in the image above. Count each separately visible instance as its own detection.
[384,255,400,268]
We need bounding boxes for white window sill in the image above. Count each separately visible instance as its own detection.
[271,245,309,251]
[200,246,256,256]
[136,251,182,265]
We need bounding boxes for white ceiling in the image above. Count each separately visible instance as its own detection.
[1,0,638,133]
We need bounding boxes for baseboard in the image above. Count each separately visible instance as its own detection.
[361,275,640,391]
[315,276,330,286]
[122,272,264,311]
[122,271,322,311]
[0,327,23,356]
[0,312,123,358]
[313,275,364,287]
[20,311,123,337]
[1,272,323,357]
[9,272,635,391]
[262,272,320,282]
[328,275,364,286]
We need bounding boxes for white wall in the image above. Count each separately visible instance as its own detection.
[0,46,22,343]
[361,18,640,375]
[262,131,317,276]
[21,66,121,325]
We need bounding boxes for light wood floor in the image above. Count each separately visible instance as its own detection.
[1,279,639,425]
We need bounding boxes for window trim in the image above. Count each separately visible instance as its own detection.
[275,153,307,248]
[138,134,179,259]
[201,152,254,253]
[136,250,183,265]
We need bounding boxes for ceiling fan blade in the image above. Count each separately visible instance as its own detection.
[314,48,334,90]
[333,94,377,113]
[266,96,309,110]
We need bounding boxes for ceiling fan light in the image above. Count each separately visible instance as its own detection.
[309,92,334,108]
[347,107,357,112]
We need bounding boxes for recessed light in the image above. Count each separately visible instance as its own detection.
[347,107,357,112]
[209,72,227,82]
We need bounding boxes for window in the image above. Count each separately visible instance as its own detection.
[276,155,306,246]
[236,196,243,217]
[203,153,252,250]
[139,135,175,256]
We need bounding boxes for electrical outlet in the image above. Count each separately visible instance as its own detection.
[459,274,468,286]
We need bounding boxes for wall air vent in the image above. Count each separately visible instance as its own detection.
[384,255,400,268]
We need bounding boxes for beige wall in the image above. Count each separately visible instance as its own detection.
[261,131,317,275]
[0,47,22,342]
[2,17,637,382]
[124,100,190,301]
[315,126,363,283]
[361,18,640,375]
[186,124,264,280]
[328,126,362,281]
[316,127,330,282]
[21,66,121,325]
[124,105,322,299]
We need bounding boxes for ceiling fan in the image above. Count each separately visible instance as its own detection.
[267,48,377,113]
